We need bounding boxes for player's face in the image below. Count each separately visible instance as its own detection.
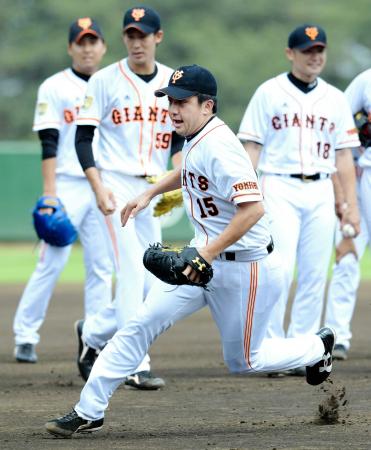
[68,35,106,75]
[286,46,327,82]
[168,96,214,137]
[123,29,163,72]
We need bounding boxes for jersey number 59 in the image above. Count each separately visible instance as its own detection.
[155,132,171,149]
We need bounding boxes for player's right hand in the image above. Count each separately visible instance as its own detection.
[121,194,152,226]
[96,187,116,215]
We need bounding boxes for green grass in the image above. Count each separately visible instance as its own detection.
[0,242,370,284]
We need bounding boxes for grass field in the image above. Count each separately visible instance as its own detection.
[0,242,370,284]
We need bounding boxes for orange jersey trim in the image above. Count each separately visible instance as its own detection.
[231,193,261,200]
[336,139,360,146]
[244,261,258,368]
[118,61,145,173]
[238,131,261,140]
[275,76,305,174]
[33,120,61,127]
[147,70,169,167]
[76,117,101,124]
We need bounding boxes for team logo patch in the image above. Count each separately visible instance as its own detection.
[305,27,319,41]
[37,102,48,115]
[78,17,92,29]
[232,181,259,192]
[131,8,145,21]
[82,96,93,110]
[171,70,184,84]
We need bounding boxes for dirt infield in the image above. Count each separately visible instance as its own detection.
[1,283,371,450]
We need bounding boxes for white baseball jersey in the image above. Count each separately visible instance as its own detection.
[238,73,360,173]
[344,68,371,167]
[76,58,174,176]
[33,68,91,177]
[182,117,271,257]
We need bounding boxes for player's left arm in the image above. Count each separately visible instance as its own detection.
[242,141,262,170]
[335,148,360,234]
[121,167,182,225]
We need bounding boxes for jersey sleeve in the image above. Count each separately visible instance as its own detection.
[76,72,105,126]
[207,137,263,205]
[363,79,371,114]
[344,74,368,114]
[33,80,62,131]
[237,85,269,145]
[334,94,361,150]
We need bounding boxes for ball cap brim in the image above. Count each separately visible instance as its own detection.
[155,64,217,99]
[155,86,198,100]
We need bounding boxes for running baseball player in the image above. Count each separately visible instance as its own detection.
[13,18,113,363]
[45,64,336,437]
[238,24,360,375]
[73,6,183,389]
[325,69,371,360]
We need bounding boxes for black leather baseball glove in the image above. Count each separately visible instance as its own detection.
[143,243,213,288]
[354,110,371,148]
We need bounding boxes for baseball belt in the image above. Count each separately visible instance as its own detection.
[218,238,274,262]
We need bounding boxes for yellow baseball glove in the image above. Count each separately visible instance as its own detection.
[146,172,183,217]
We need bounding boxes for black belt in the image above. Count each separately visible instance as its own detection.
[223,238,274,261]
[274,173,330,182]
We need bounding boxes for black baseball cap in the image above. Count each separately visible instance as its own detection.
[288,24,327,50]
[123,6,161,35]
[69,17,104,44]
[155,65,217,100]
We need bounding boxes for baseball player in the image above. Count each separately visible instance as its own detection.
[13,18,113,363]
[45,64,336,438]
[325,69,371,360]
[73,6,183,389]
[238,24,360,375]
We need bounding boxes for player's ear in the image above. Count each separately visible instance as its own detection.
[101,41,107,56]
[67,44,73,57]
[154,30,163,45]
[285,47,294,62]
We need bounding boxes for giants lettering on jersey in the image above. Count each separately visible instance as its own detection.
[271,113,335,133]
[182,169,209,191]
[111,106,169,125]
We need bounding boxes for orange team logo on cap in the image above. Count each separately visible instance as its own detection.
[131,8,145,21]
[78,17,93,29]
[305,27,319,41]
[171,70,184,84]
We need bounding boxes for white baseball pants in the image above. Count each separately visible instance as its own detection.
[13,175,113,345]
[75,251,324,421]
[325,180,369,350]
[260,175,336,339]
[81,171,162,372]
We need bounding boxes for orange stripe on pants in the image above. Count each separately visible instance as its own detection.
[104,216,120,270]
[244,261,258,368]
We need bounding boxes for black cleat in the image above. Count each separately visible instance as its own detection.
[306,327,336,386]
[14,343,38,363]
[45,409,103,438]
[75,320,98,381]
[124,370,165,390]
[333,344,348,361]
